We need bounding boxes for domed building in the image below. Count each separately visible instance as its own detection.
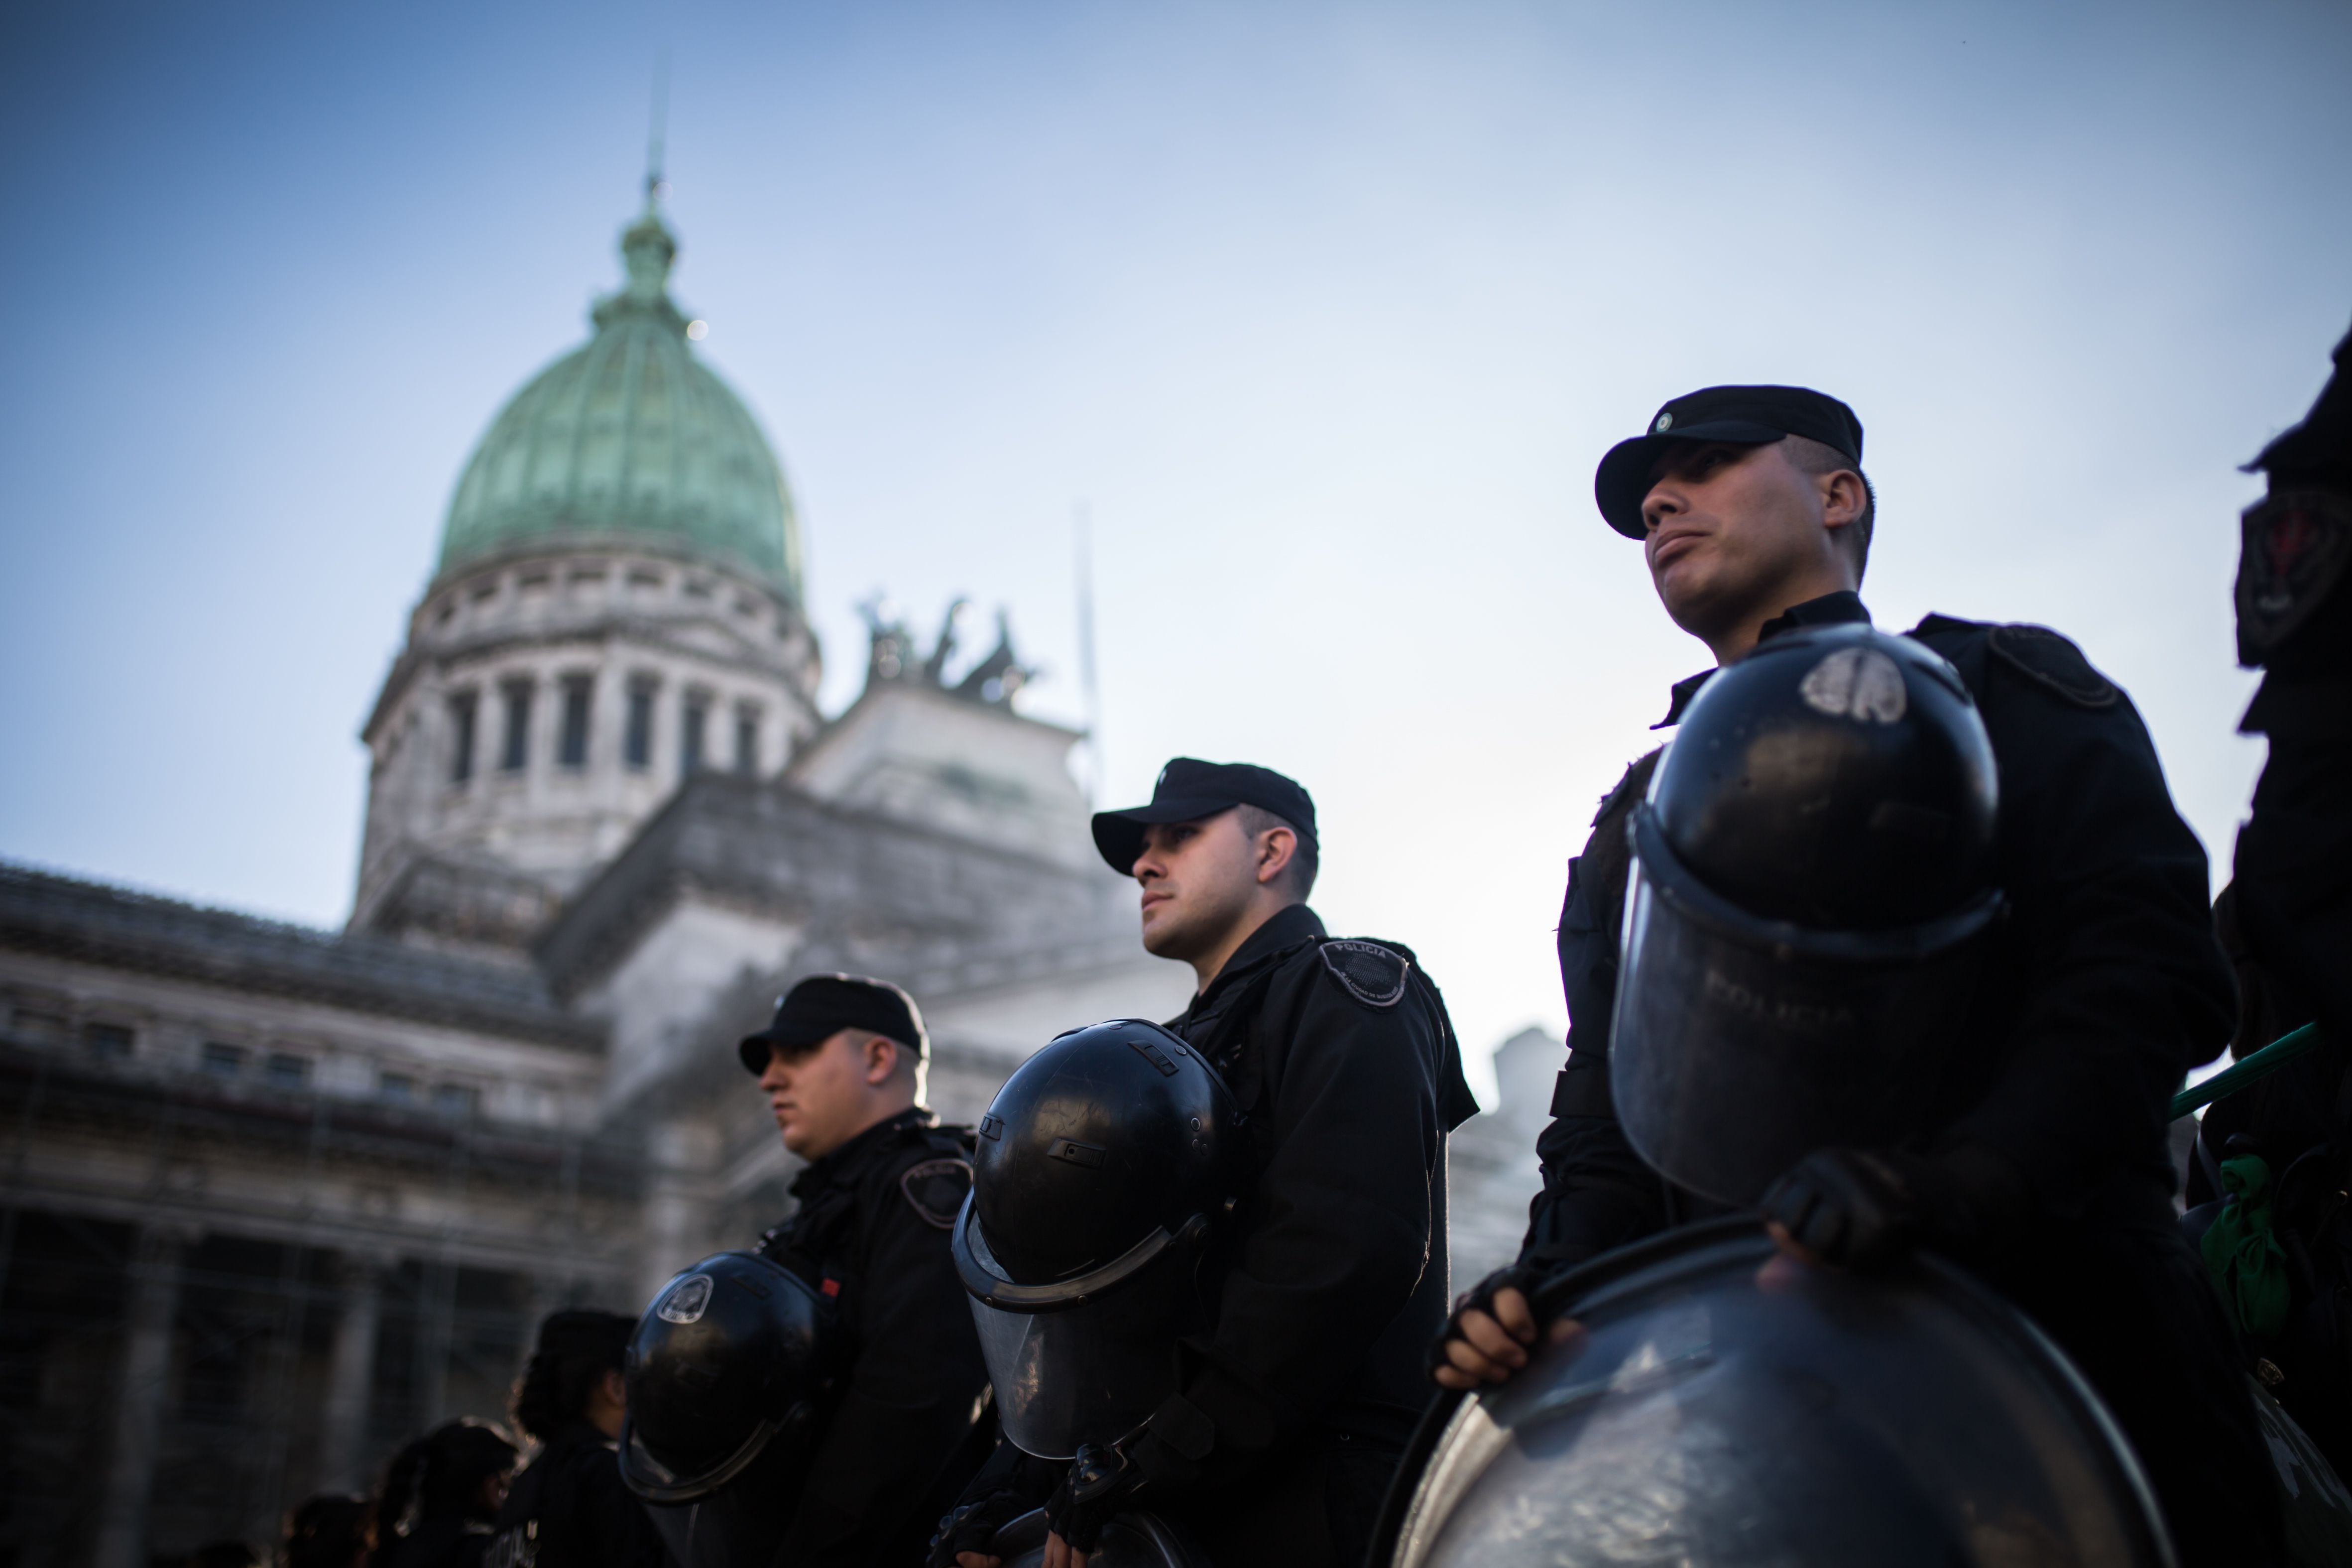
[0,185,1234,1567]
[0,183,1535,1568]
[350,193,824,953]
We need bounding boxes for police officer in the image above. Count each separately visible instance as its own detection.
[940,760,1478,1568]
[2191,321,2352,1476]
[1432,385,2279,1566]
[485,1311,664,1568]
[2221,320,2352,1065]
[739,973,993,1565]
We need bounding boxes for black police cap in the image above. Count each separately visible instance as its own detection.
[737,973,928,1076]
[1594,385,1865,538]
[1090,757,1317,875]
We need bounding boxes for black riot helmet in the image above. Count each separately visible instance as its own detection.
[1613,624,2003,1206]
[953,1019,1246,1459]
[619,1252,836,1568]
[1370,1220,2172,1568]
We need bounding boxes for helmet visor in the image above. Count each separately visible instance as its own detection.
[1610,810,1999,1206]
[963,1219,1208,1459]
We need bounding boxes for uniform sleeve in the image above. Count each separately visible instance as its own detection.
[1143,975,1447,1490]
[1945,674,2235,1205]
[1519,860,1670,1269]
[582,1452,669,1568]
[775,1178,992,1567]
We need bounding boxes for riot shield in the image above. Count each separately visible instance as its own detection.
[1374,1219,2174,1568]
[2251,1375,2352,1568]
[983,1508,1213,1568]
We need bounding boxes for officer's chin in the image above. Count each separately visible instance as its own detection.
[1138,907,1185,957]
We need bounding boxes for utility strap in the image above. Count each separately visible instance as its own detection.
[2172,1023,2325,1120]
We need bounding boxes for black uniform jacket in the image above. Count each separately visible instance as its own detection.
[376,1518,495,1568]
[483,1423,664,1568]
[1529,591,2234,1264]
[758,1108,992,1567]
[1138,904,1480,1497]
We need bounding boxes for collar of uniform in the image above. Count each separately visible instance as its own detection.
[790,1105,936,1198]
[1652,591,1873,729]
[1186,903,1326,1019]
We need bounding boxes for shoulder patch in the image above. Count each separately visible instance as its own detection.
[1318,940,1411,1008]
[897,1157,971,1230]
[1987,623,2118,709]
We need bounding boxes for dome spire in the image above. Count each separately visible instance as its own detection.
[644,52,668,216]
[620,59,676,304]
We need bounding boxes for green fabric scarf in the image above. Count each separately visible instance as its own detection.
[2202,1153,2292,1341]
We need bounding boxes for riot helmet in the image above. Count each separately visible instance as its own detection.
[1372,1220,2173,1568]
[1612,623,2003,1205]
[619,1251,836,1568]
[954,1019,1247,1459]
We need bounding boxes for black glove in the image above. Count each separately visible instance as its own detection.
[1044,1441,1142,1555]
[1427,1261,1550,1375]
[927,1487,1028,1568]
[1760,1145,2031,1270]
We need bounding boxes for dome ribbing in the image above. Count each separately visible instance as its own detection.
[435,203,803,600]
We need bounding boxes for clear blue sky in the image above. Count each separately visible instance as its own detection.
[3,0,2347,1087]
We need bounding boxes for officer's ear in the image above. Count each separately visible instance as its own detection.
[1255,826,1297,888]
[861,1032,899,1087]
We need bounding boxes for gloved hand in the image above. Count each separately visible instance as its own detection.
[1427,1262,1549,1376]
[1044,1441,1142,1555]
[1760,1144,2031,1271]
[927,1486,1028,1568]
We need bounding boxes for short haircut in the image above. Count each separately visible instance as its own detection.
[843,1027,920,1086]
[1234,804,1318,901]
[1782,435,1876,583]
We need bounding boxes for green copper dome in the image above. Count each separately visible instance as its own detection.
[435,199,803,600]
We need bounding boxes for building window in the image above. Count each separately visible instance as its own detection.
[733,705,761,776]
[625,678,658,770]
[8,1009,69,1046]
[378,1072,418,1104]
[200,1042,245,1077]
[682,693,710,775]
[84,1022,134,1060]
[499,679,534,773]
[265,1053,311,1088]
[448,691,479,784]
[559,674,594,769]
[432,1083,480,1119]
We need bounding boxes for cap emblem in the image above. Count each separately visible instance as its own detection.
[1798,648,1908,724]
[1654,412,1674,433]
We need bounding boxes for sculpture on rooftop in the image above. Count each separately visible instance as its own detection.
[859,598,1036,710]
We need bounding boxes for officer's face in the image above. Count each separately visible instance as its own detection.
[1131,812,1263,962]
[1641,440,1835,634]
[758,1029,892,1159]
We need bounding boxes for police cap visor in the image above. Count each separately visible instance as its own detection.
[1595,384,1865,538]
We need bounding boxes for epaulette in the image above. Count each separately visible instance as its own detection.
[1990,623,2120,708]
[1317,939,1411,1009]
[1914,614,2118,710]
[897,1156,971,1230]
[1592,748,1665,828]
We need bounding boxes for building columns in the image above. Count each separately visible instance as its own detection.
[637,1116,720,1309]
[318,1254,389,1493]
[92,1223,193,1568]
